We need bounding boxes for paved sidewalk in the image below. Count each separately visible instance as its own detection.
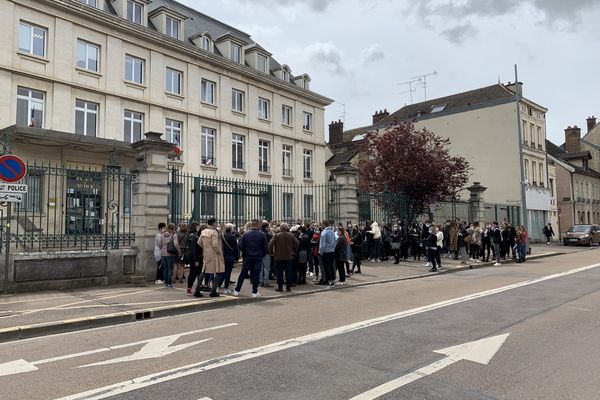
[0,244,574,341]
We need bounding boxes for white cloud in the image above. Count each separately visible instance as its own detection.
[305,42,348,75]
[361,44,385,63]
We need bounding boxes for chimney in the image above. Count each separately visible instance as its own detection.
[372,109,390,125]
[587,116,597,133]
[505,81,523,97]
[328,119,344,145]
[564,125,581,153]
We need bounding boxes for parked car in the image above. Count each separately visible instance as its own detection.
[563,224,600,246]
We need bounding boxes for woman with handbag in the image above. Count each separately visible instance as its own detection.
[159,223,181,288]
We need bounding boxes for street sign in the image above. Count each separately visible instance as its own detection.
[0,183,27,193]
[0,155,27,183]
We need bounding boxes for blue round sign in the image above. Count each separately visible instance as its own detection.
[0,155,27,183]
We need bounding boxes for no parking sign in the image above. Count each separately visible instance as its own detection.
[0,155,27,202]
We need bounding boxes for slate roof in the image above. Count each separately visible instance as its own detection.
[338,84,518,144]
[97,0,306,87]
[546,140,600,177]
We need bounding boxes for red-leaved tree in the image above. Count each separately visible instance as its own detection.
[358,121,470,221]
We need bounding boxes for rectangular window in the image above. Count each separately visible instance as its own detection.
[524,159,529,182]
[537,126,543,149]
[232,89,244,112]
[259,139,270,173]
[165,68,182,95]
[78,0,97,6]
[549,179,554,197]
[232,134,245,170]
[282,105,292,126]
[201,186,215,217]
[258,97,270,120]
[16,87,44,128]
[127,0,143,24]
[21,169,43,213]
[201,127,216,166]
[522,120,527,144]
[539,164,544,187]
[283,193,293,220]
[201,79,216,104]
[303,194,313,220]
[76,40,99,72]
[231,43,242,63]
[303,112,313,131]
[532,161,537,184]
[282,145,293,177]
[123,177,132,215]
[530,123,535,147]
[257,54,267,73]
[75,99,98,137]
[19,22,46,57]
[165,119,182,146]
[125,55,144,84]
[165,16,179,39]
[124,110,143,143]
[303,149,313,180]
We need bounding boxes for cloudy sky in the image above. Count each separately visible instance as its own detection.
[180,0,600,144]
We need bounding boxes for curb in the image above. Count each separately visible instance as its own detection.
[0,251,562,343]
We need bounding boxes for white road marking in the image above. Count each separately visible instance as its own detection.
[0,323,237,377]
[79,337,213,367]
[56,262,600,400]
[349,334,510,400]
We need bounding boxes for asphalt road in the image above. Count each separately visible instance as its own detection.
[1,249,599,400]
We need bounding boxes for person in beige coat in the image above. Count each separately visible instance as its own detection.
[199,217,225,297]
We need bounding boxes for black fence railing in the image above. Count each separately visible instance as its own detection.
[0,162,135,252]
[169,169,341,228]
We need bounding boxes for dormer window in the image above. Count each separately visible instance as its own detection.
[282,66,291,82]
[78,0,98,6]
[257,54,268,74]
[165,16,180,39]
[127,0,143,24]
[202,36,212,51]
[231,43,242,64]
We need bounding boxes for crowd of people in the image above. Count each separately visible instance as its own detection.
[152,217,536,297]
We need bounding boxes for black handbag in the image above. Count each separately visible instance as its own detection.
[167,236,178,255]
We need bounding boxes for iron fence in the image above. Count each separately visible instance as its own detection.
[0,162,135,252]
[359,191,521,226]
[169,169,341,228]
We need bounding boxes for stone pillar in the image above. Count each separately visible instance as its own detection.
[130,132,173,281]
[468,182,487,223]
[331,162,360,225]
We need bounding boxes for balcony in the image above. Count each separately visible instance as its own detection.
[282,168,294,178]
[201,156,216,167]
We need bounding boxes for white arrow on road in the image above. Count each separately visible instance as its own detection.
[349,333,510,400]
[0,323,236,377]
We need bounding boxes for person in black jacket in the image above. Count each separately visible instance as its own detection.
[219,223,239,294]
[334,226,348,284]
[350,225,364,273]
[542,223,555,245]
[185,222,204,297]
[391,223,402,264]
[294,226,309,285]
[427,226,439,272]
[400,221,410,262]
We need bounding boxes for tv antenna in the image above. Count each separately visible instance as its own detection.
[410,71,438,101]
[397,79,419,104]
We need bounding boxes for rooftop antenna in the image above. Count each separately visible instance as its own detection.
[410,71,438,101]
[336,102,346,123]
[397,79,420,104]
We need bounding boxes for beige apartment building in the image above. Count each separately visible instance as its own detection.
[327,83,552,241]
[0,0,333,184]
